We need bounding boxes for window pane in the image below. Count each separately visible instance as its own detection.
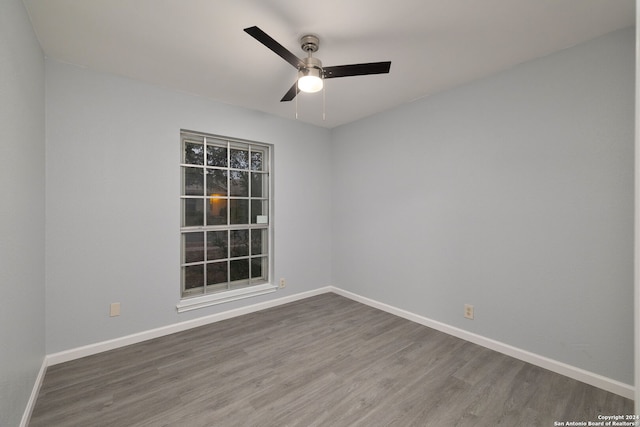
[230,259,250,282]
[230,148,249,169]
[206,169,227,196]
[251,150,264,171]
[250,173,265,197]
[207,231,227,260]
[183,198,204,227]
[251,229,267,256]
[251,200,268,224]
[206,145,227,167]
[229,171,248,197]
[183,232,204,263]
[230,229,249,257]
[184,142,204,165]
[206,197,227,225]
[183,265,204,290]
[251,257,268,281]
[229,199,249,224]
[207,261,228,286]
[182,167,203,196]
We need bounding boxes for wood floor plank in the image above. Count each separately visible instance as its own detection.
[29,293,633,426]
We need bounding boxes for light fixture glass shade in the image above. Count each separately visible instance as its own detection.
[298,68,323,93]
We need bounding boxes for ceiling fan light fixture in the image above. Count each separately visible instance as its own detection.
[298,67,323,93]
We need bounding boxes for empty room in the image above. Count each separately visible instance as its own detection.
[1,0,638,426]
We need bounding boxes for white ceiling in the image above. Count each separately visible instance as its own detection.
[23,0,635,129]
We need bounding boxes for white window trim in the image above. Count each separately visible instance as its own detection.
[176,283,278,313]
[178,130,275,312]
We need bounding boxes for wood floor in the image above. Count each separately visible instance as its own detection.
[30,293,633,426]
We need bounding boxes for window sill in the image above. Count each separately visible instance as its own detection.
[176,283,278,313]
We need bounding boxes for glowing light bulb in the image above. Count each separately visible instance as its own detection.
[298,68,323,93]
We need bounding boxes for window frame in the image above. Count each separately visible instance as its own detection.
[177,130,275,313]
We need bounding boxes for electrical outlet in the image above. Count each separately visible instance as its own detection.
[464,304,474,320]
[279,278,286,288]
[110,302,121,317]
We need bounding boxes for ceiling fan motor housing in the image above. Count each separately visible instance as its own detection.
[303,56,322,70]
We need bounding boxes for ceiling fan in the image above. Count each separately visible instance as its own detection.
[244,26,391,102]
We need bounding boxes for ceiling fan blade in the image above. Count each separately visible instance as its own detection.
[244,26,304,69]
[323,62,391,79]
[280,81,300,102]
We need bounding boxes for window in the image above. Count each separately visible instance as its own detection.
[178,130,274,312]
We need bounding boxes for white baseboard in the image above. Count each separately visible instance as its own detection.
[42,284,633,400]
[46,286,332,366]
[20,357,47,427]
[330,286,635,400]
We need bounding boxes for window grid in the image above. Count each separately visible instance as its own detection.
[180,130,271,299]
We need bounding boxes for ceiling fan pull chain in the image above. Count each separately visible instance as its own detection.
[295,79,298,120]
[322,80,326,121]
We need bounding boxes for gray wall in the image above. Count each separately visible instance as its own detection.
[0,0,46,425]
[331,27,635,384]
[45,60,333,353]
